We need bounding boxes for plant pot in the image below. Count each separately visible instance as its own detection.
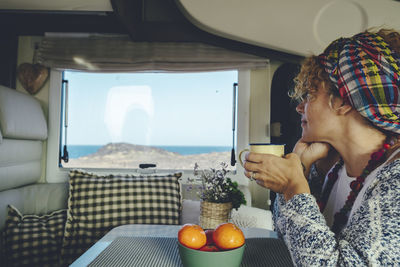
[199,201,232,229]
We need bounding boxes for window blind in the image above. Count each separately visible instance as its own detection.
[36,34,269,72]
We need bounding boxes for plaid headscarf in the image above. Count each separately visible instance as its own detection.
[318,31,400,134]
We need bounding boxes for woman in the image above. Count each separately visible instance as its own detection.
[243,29,400,266]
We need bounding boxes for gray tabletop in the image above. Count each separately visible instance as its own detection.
[71,224,285,267]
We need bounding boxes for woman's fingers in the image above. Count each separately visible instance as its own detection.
[245,152,281,167]
[244,151,264,163]
[293,140,331,168]
[242,152,310,199]
[244,170,255,180]
[243,152,279,180]
[308,142,330,159]
[293,140,309,156]
[243,158,263,172]
[243,152,286,182]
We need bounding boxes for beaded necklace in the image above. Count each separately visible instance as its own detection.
[316,139,393,235]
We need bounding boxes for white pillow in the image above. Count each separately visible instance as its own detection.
[231,205,273,230]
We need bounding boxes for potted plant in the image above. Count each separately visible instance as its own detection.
[190,162,247,229]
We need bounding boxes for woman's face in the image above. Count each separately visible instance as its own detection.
[296,87,340,142]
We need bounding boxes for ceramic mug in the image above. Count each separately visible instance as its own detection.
[239,143,285,167]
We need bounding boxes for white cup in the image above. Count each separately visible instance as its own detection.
[239,143,285,167]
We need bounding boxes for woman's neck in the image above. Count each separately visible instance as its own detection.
[332,127,387,177]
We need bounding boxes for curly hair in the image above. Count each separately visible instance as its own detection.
[290,28,400,103]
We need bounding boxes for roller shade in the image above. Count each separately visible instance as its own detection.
[36,34,269,72]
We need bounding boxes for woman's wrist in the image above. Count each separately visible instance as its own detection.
[283,183,311,201]
[284,155,311,201]
[300,159,312,177]
[300,162,306,173]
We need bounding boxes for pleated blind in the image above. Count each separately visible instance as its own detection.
[36,34,268,72]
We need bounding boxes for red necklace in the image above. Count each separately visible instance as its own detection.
[316,140,392,235]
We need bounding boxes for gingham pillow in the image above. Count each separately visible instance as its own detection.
[61,170,182,265]
[4,205,67,267]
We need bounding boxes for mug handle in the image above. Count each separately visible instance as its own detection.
[238,149,250,167]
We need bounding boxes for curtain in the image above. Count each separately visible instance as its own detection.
[36,34,269,72]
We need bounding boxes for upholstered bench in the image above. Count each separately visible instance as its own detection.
[0,85,69,266]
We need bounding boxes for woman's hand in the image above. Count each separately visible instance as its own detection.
[293,140,331,176]
[243,152,310,201]
[293,139,339,177]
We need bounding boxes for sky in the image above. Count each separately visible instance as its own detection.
[64,70,237,146]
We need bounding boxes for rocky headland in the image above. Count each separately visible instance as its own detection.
[63,142,233,170]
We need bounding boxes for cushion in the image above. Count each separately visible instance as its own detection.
[231,205,273,230]
[4,205,67,267]
[0,85,47,140]
[0,183,69,231]
[61,170,182,265]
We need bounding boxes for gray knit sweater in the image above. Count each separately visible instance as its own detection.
[273,159,400,266]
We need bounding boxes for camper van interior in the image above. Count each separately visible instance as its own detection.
[0,0,399,266]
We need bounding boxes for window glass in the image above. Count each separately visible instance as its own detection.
[61,71,237,171]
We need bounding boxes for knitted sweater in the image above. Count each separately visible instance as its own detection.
[273,159,400,266]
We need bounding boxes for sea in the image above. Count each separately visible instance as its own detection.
[67,145,231,159]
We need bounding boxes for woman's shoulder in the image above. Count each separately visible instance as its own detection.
[382,158,400,173]
[374,158,400,188]
[360,154,400,199]
[380,146,400,173]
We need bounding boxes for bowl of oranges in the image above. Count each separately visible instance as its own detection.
[177,222,245,267]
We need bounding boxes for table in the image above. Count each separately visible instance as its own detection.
[71,224,292,267]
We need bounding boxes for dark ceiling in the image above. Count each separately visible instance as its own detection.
[0,0,302,88]
[0,0,302,61]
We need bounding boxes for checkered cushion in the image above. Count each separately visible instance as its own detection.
[4,205,67,267]
[61,170,182,265]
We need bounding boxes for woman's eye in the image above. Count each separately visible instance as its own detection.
[305,93,314,101]
[301,93,309,101]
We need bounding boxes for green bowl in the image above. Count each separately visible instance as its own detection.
[178,242,245,267]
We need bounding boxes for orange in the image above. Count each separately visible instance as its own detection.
[178,224,207,249]
[212,222,245,250]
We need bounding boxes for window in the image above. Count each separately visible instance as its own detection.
[60,70,238,171]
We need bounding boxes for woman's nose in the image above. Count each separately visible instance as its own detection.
[296,101,305,114]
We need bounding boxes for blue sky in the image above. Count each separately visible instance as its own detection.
[64,70,237,146]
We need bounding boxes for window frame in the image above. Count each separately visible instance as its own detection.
[45,69,251,184]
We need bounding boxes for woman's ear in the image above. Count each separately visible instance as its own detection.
[335,102,353,115]
[332,97,353,115]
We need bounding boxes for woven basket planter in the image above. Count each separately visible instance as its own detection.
[199,201,232,229]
